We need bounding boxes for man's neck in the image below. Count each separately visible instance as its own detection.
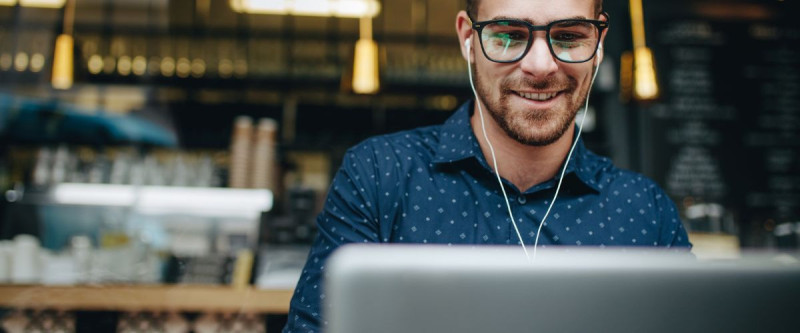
[470,108,575,192]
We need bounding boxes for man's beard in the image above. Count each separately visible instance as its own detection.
[472,62,589,147]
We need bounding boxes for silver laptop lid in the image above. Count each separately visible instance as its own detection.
[325,245,800,333]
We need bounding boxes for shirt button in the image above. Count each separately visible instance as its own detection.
[517,196,527,205]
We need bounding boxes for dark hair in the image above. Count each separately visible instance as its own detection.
[466,0,604,19]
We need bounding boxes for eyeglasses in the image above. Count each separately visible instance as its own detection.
[470,15,609,64]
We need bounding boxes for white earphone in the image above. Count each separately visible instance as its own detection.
[464,30,602,262]
[594,42,603,65]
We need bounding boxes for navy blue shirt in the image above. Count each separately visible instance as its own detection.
[283,101,691,332]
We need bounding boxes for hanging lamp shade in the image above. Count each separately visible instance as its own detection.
[229,0,381,18]
[51,0,75,90]
[629,0,659,101]
[51,34,73,89]
[352,16,379,94]
[20,0,66,7]
[353,39,379,94]
[633,47,658,100]
[0,0,68,7]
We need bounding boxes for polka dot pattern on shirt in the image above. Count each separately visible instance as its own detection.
[283,101,691,333]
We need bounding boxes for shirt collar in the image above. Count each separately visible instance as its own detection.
[433,101,484,165]
[433,100,602,193]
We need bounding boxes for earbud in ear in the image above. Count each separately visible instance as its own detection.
[465,37,472,51]
[594,43,603,65]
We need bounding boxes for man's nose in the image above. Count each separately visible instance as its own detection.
[518,36,559,78]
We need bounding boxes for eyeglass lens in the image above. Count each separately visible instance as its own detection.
[480,20,600,63]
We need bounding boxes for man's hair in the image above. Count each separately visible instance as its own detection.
[465,0,604,19]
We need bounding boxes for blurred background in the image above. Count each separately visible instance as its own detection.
[0,0,798,331]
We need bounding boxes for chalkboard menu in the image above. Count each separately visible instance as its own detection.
[643,12,799,241]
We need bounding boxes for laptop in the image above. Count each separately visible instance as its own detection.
[325,245,800,333]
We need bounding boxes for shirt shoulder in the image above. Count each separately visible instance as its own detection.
[578,148,675,209]
[581,150,688,247]
[578,149,659,193]
[346,124,444,165]
[589,151,680,215]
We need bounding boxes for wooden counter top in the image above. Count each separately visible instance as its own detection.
[0,284,294,313]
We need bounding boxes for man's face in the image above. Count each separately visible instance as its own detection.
[464,0,604,146]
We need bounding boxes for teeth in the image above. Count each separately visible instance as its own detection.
[518,91,557,101]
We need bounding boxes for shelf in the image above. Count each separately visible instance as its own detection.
[19,183,274,220]
[0,284,294,313]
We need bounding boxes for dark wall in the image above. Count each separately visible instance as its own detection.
[632,0,799,246]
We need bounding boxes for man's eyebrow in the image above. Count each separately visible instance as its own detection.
[489,15,589,25]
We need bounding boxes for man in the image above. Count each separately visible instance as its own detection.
[283,0,690,331]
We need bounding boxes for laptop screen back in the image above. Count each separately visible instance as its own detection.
[325,245,800,333]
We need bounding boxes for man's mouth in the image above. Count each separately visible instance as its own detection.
[515,91,559,101]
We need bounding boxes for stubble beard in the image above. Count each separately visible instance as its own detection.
[472,62,590,147]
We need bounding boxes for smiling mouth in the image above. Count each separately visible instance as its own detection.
[515,91,559,101]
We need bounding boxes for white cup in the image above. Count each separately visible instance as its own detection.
[41,251,78,285]
[11,234,41,284]
[71,235,92,283]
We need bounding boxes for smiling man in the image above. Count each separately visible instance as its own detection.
[458,0,609,192]
[283,1,690,332]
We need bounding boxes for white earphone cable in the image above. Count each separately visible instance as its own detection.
[532,64,601,262]
[466,40,531,261]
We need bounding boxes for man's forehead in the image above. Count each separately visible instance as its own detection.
[477,0,595,23]
[488,15,590,25]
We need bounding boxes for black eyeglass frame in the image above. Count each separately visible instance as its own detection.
[469,13,610,64]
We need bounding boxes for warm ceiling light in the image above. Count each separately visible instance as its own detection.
[352,16,379,94]
[0,0,17,6]
[291,0,330,16]
[230,0,381,18]
[29,53,44,72]
[353,38,379,94]
[14,52,28,71]
[87,54,103,74]
[19,0,67,8]
[335,0,377,17]
[51,34,73,89]
[230,0,285,14]
[629,0,659,101]
[51,0,74,89]
[633,47,658,100]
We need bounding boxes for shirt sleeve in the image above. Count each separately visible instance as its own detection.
[651,184,692,249]
[283,147,381,333]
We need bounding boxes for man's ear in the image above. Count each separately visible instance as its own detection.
[594,13,609,66]
[455,10,474,63]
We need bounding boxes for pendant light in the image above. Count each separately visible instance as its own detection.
[51,0,75,90]
[352,16,379,94]
[229,0,381,18]
[0,0,67,7]
[628,0,659,101]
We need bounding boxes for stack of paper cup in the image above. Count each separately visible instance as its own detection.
[229,116,253,188]
[251,118,278,191]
